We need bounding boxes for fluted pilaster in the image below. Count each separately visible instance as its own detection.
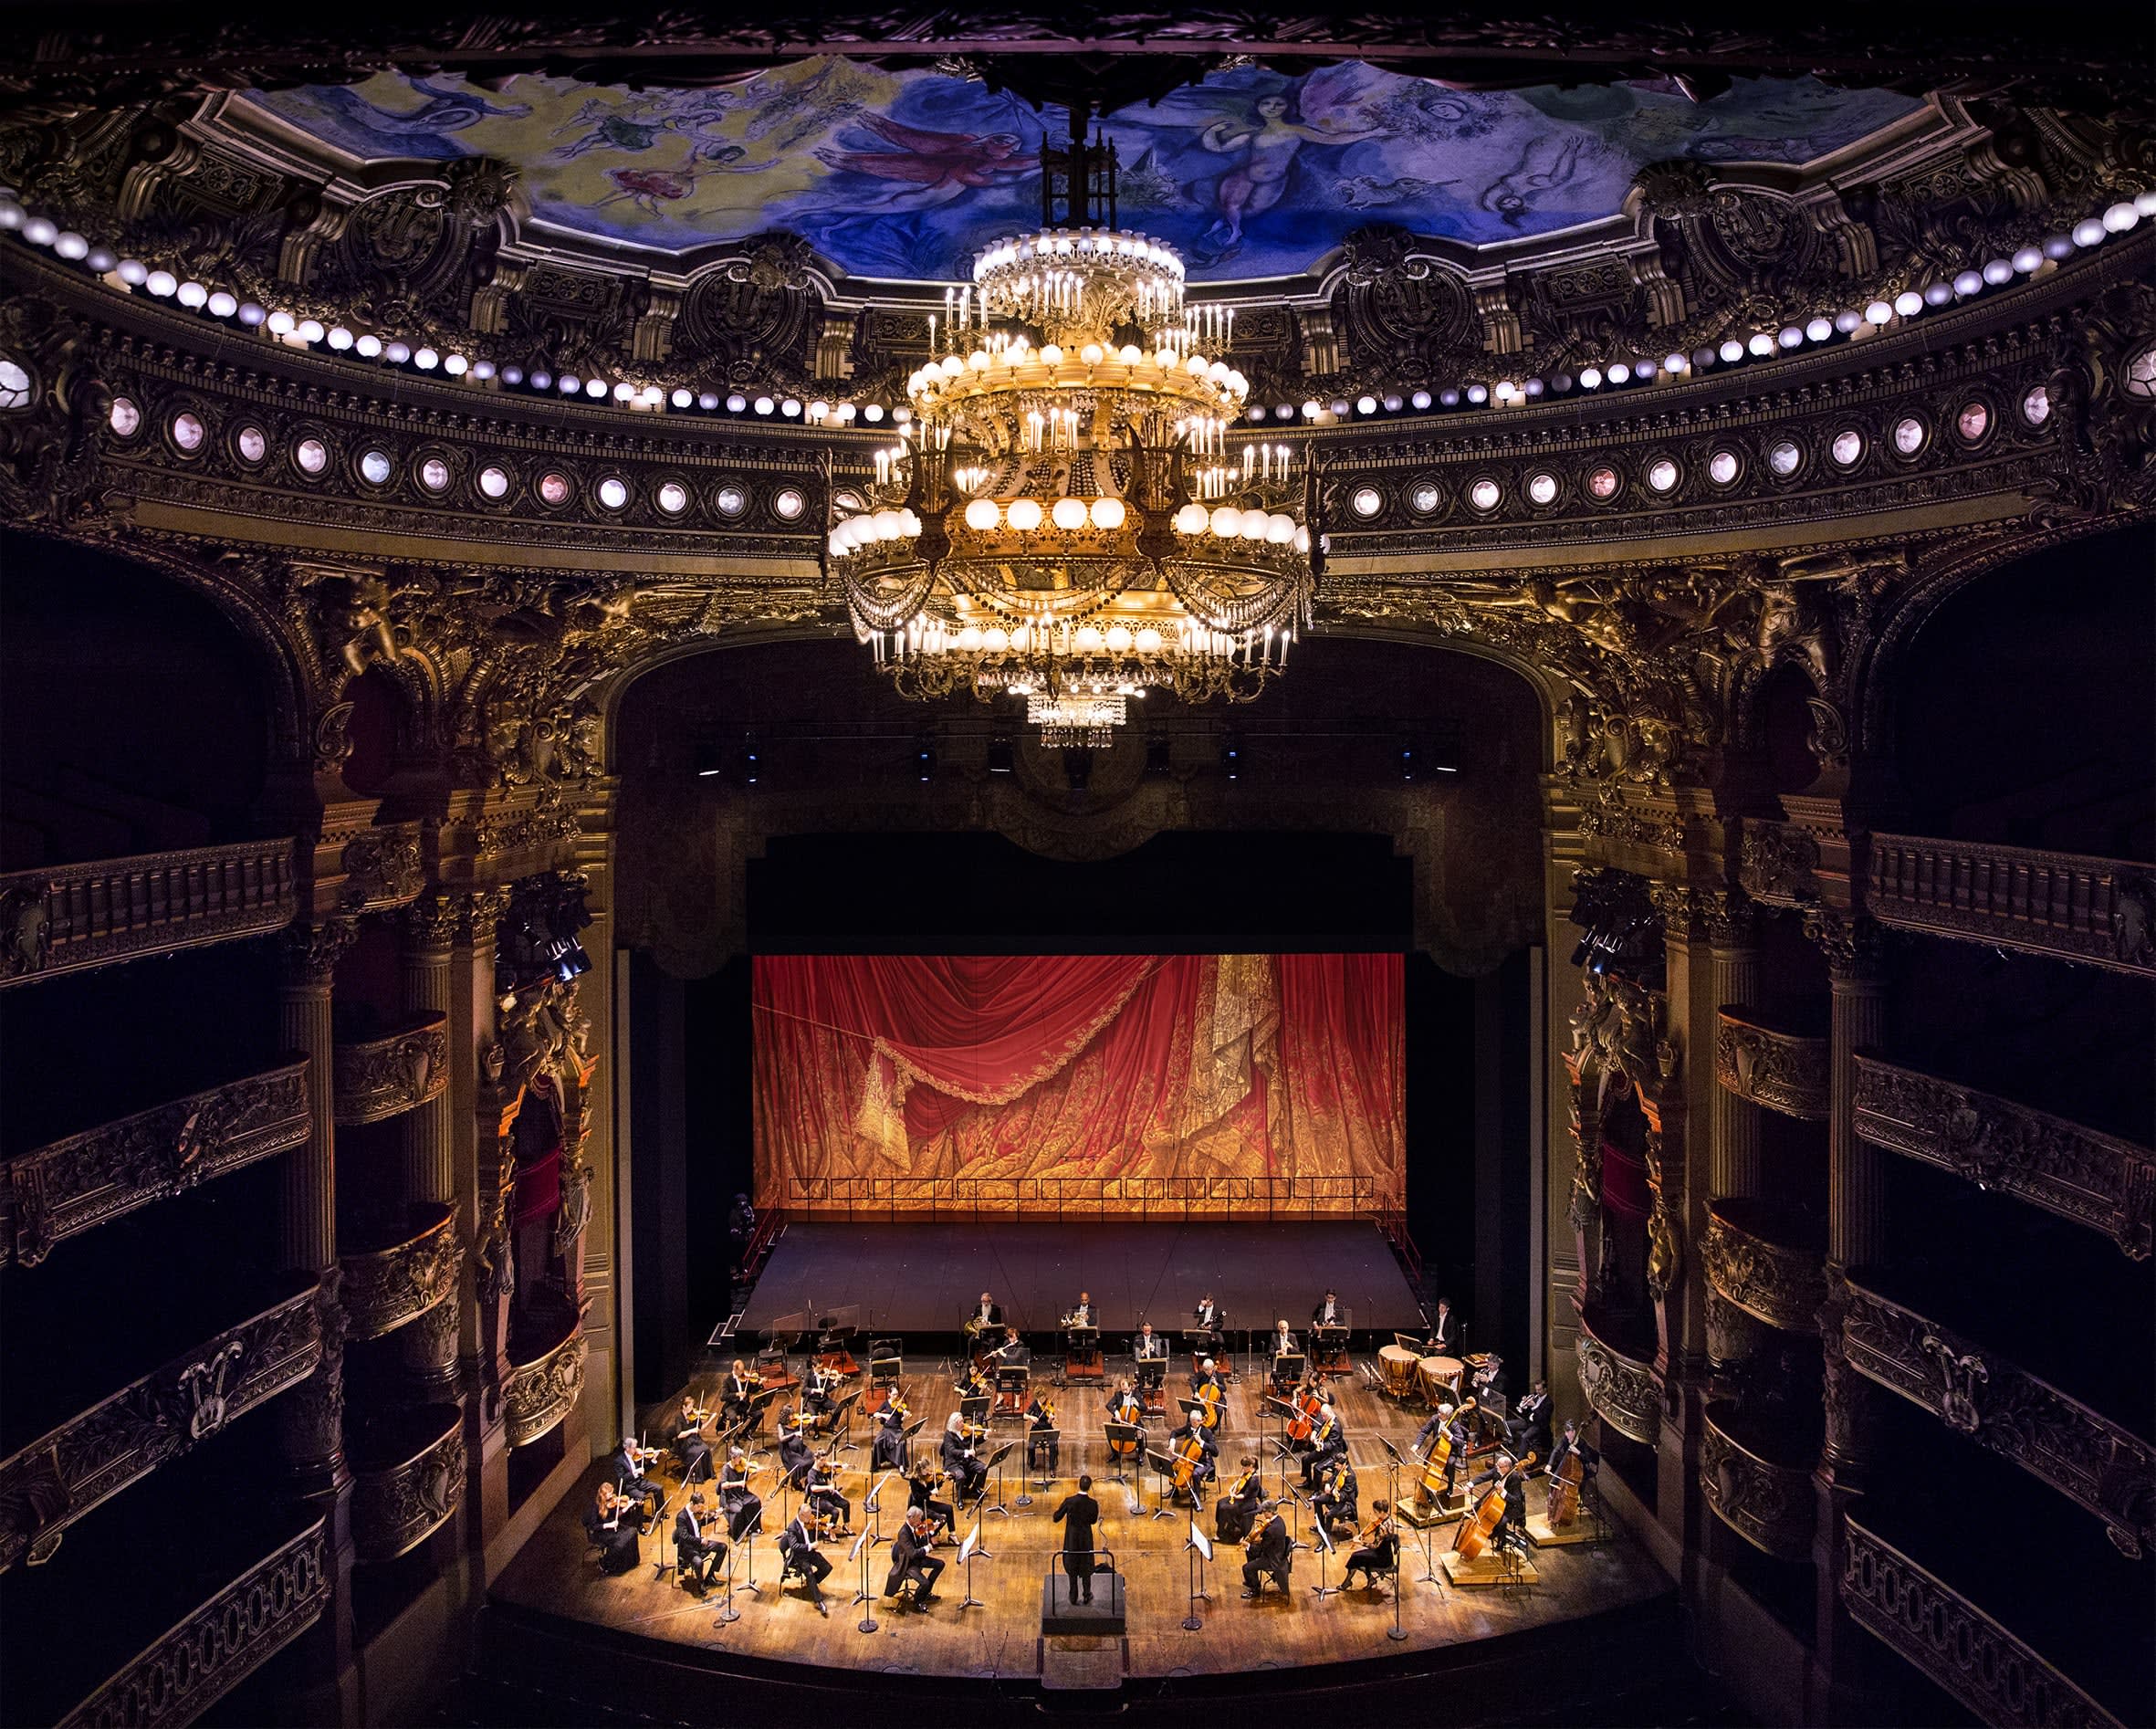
[1707,894,1764,1200]
[277,919,354,1277]
[1805,908,1891,1271]
[398,895,459,1205]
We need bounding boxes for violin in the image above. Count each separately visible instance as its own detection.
[1355,1511,1394,1550]
[1032,1396,1057,1430]
[1453,1452,1535,1561]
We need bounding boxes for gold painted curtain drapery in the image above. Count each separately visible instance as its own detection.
[752,954,1403,1211]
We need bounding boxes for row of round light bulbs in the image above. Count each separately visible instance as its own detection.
[5,183,2148,425]
[971,230,1187,281]
[910,337,1247,399]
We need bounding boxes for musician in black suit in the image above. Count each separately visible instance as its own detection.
[1424,1297,1460,1355]
[1299,1404,1346,1487]
[1133,1322,1167,1363]
[584,1482,644,1576]
[717,1447,764,1540]
[801,1358,837,1420]
[778,1510,832,1615]
[905,1460,957,1540]
[1051,1475,1103,1603]
[965,1292,1002,1334]
[1167,1409,1219,1493]
[777,1414,815,1489]
[1468,1452,1535,1550]
[673,1491,727,1592]
[720,1357,755,1425]
[804,1452,852,1533]
[940,1412,988,1504]
[669,1393,713,1483]
[1311,1290,1345,1328]
[1549,1419,1600,1489]
[1192,1294,1225,1351]
[1416,1402,1472,1498]
[1215,1457,1264,1545]
[1067,1292,1094,1328]
[992,1325,1031,1367]
[1025,1393,1060,1472]
[611,1438,664,1516]
[1508,1378,1553,1457]
[883,1507,945,1607]
[1240,1504,1292,1596]
[1311,1458,1359,1535]
[1188,1357,1225,1399]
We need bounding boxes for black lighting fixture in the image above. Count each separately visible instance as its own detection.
[743,735,759,785]
[987,733,1015,774]
[916,732,937,782]
[1566,867,1663,981]
[1399,742,1416,781]
[1222,734,1241,781]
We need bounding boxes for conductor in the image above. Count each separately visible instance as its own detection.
[1052,1473,1103,1604]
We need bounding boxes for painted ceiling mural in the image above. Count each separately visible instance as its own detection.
[247,59,1922,282]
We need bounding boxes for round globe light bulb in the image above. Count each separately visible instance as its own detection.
[1173,502,1209,535]
[1089,497,1125,530]
[1105,625,1134,653]
[1238,508,1269,540]
[1040,344,1063,367]
[964,498,1000,530]
[1006,498,1043,531]
[1080,343,1104,365]
[1266,512,1295,543]
[1074,625,1105,653]
[1209,505,1240,538]
[1052,497,1088,530]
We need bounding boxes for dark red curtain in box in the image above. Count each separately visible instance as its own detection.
[752,954,1402,1211]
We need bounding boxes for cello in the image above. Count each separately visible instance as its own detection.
[1105,1387,1143,1459]
[1168,1431,1209,1500]
[1195,1378,1225,1430]
[1453,1451,1535,1561]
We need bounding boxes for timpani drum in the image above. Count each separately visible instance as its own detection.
[1418,1354,1464,1406]
[1378,1344,1418,1399]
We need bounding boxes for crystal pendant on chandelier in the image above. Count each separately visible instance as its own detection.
[827,110,1318,748]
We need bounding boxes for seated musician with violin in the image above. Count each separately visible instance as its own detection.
[777,1508,832,1617]
[1215,1456,1265,1544]
[721,1358,756,1425]
[954,1358,992,1401]
[669,1391,714,1483]
[1311,1456,1359,1536]
[1240,1502,1293,1598]
[673,1489,727,1594]
[1343,1500,1397,1591]
[611,1436,665,1517]
[883,1505,945,1608]
[584,1481,645,1576]
[1025,1391,1060,1472]
[872,1388,913,1472]
[1299,1403,1347,1488]
[777,1412,816,1489]
[940,1410,989,1504]
[804,1450,852,1535]
[717,1446,764,1540]
[905,1458,957,1542]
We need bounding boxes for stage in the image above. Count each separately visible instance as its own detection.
[491,1356,1672,1716]
[737,1219,1427,1336]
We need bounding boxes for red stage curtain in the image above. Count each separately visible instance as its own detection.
[1599,1138,1650,1220]
[752,953,1403,1210]
[512,1146,562,1224]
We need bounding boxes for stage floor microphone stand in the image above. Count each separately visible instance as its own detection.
[848,1529,877,1634]
[713,1537,744,1628]
[1182,1524,1212,1632]
[1307,1503,1339,1599]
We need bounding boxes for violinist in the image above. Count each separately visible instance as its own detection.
[872,1388,913,1472]
[1215,1455,1265,1544]
[1467,1451,1535,1551]
[801,1357,837,1421]
[1507,1377,1553,1456]
[721,1357,755,1425]
[1343,1500,1397,1591]
[1311,1456,1359,1536]
[940,1410,988,1504]
[954,1358,992,1401]
[611,1436,665,1517]
[1240,1503,1292,1598]
[717,1446,764,1540]
[883,1505,945,1608]
[1299,1403,1346,1487]
[804,1450,852,1535]
[1193,1294,1225,1352]
[673,1489,727,1594]
[1311,1289,1345,1328]
[1025,1392,1060,1473]
[1424,1297,1460,1355]
[778,1508,832,1617]
[670,1392,714,1483]
[905,1459,957,1541]
[778,1412,815,1489]
[584,1481,644,1576]
[1167,1407,1219,1493]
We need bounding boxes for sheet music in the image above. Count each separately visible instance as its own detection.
[846,1528,870,1564]
[958,1524,979,1565]
[1188,1519,1214,1563]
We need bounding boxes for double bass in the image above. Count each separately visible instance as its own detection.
[1452,1451,1536,1561]
[1546,1447,1585,1526]
[1414,1398,1476,1505]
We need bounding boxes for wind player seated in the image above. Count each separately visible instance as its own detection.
[1192,1294,1226,1352]
[1215,1456,1264,1545]
[871,1389,912,1472]
[673,1489,727,1593]
[669,1392,713,1483]
[1343,1500,1398,1590]
[1025,1392,1059,1472]
[584,1482,644,1576]
[1268,1321,1301,1392]
[717,1446,764,1539]
[992,1325,1031,1367]
[1066,1291,1094,1330]
[777,1412,816,1489]
[1311,1457,1359,1536]
[1299,1404,1346,1488]
[1311,1289,1345,1330]
[964,1291,1002,1336]
[905,1459,958,1543]
[883,1506,945,1608]
[1240,1502,1293,1598]
[1167,1408,1219,1495]
[940,1411,988,1504]
[1507,1377,1554,1458]
[1132,1321,1168,1367]
[610,1437,665,1517]
[803,1451,853,1534]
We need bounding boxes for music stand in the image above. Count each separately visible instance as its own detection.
[1306,1500,1339,1599]
[1183,1518,1214,1631]
[1103,1421,1143,1486]
[1021,1429,1058,1507]
[958,1393,990,1429]
[895,1415,926,1479]
[994,1363,1031,1421]
[1272,1350,1305,1395]
[828,1388,863,1454]
[1376,1436,1412,1638]
[846,1527,877,1632]
[1145,1449,1180,1522]
[981,1439,1019,1517]
[747,1382,787,1441]
[864,1469,895,1547]
[956,1520,992,1611]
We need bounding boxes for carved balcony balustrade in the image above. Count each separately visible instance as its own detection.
[503,1310,587,1449]
[338,1203,460,1342]
[349,1403,466,1564]
[1738,820,1822,909]
[1715,1006,1829,1120]
[1700,1401,1816,1562]
[332,1011,449,1126]
[1575,1305,1660,1446]
[1866,835,2156,978]
[0,1274,323,1573]
[0,839,298,990]
[1702,1198,1826,1335]
[1853,1055,2155,1263]
[1839,1275,2156,1558]
[0,1058,310,1268]
[53,1517,330,1729]
[334,820,426,915]
[1841,1512,2126,1729]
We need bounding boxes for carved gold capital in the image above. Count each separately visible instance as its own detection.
[277,917,357,987]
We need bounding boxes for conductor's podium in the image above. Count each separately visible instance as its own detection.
[1041,1570,1126,1635]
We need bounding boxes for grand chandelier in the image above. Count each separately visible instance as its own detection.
[828,129,1318,748]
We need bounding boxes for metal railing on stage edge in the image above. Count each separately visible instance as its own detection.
[780,1173,1392,1221]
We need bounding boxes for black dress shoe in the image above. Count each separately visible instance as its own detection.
[812,1596,830,1619]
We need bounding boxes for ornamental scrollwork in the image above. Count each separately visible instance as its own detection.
[503,1327,587,1449]
[1700,1408,1816,1562]
[351,1417,467,1564]
[338,1206,462,1342]
[1715,1011,1830,1120]
[1701,1203,1826,1335]
[1576,1322,1659,1446]
[331,1014,450,1127]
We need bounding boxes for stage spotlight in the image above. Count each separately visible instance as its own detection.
[987,733,1015,774]
[916,733,937,782]
[1222,734,1241,781]
[743,737,759,786]
[1145,732,1172,777]
[1399,743,1415,781]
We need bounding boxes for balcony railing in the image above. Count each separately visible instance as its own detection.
[504,1315,587,1448]
[1854,1055,2155,1263]
[0,839,298,990]
[1739,819,1822,908]
[1575,1307,1660,1445]
[1866,834,2156,976]
[1715,1006,1829,1120]
[1701,1401,1816,1561]
[350,1404,466,1563]
[783,1173,1387,1217]
[1,1058,310,1268]
[339,1203,461,1341]
[1841,1513,2122,1729]
[55,1518,330,1729]
[332,1011,449,1126]
[0,1276,323,1573]
[1840,1277,2155,1558]
[1702,1197,1826,1334]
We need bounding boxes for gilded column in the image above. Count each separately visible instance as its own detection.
[277,917,355,1281]
[1806,907,1890,1276]
[398,892,459,1204]
[1705,893,1764,1200]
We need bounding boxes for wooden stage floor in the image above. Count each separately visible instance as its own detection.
[494,1360,1671,1691]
